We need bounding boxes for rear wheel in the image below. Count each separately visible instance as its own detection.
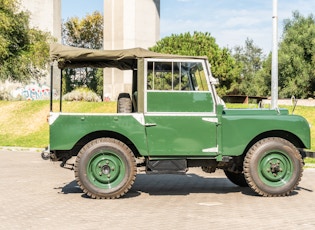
[244,137,303,197]
[75,138,136,199]
[224,170,248,187]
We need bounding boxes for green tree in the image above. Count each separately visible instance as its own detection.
[149,32,241,96]
[254,55,272,97]
[260,11,315,99]
[278,11,315,98]
[63,11,103,49]
[0,0,52,82]
[62,11,104,97]
[232,38,267,96]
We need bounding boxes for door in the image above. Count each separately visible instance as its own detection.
[144,59,218,157]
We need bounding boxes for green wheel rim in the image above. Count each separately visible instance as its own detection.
[87,150,126,189]
[258,151,294,187]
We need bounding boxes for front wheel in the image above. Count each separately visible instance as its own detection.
[74,138,136,199]
[243,137,303,197]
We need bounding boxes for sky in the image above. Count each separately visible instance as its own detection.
[62,0,315,54]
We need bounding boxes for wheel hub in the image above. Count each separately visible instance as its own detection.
[101,165,111,175]
[87,151,125,188]
[270,161,282,175]
[259,152,293,186]
[96,158,118,180]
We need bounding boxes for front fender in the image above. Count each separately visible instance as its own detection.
[220,110,311,156]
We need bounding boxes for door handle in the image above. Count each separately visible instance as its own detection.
[145,123,157,127]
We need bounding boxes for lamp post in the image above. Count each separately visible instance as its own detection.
[271,0,278,109]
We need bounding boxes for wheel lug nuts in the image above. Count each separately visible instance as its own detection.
[99,172,102,176]
[107,174,111,178]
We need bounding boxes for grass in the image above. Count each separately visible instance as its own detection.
[0,100,116,148]
[304,157,315,168]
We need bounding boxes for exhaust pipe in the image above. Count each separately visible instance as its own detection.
[41,146,51,160]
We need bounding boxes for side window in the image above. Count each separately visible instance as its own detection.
[190,63,209,91]
[147,61,209,91]
[147,62,172,90]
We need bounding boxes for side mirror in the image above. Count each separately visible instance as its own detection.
[210,77,219,85]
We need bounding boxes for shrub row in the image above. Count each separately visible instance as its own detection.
[63,87,102,102]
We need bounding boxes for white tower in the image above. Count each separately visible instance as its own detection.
[19,0,61,42]
[103,0,160,100]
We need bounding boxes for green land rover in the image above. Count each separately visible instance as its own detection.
[44,44,311,199]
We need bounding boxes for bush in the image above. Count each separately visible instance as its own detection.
[63,87,102,102]
[0,89,13,101]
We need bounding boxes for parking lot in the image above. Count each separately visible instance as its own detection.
[0,149,314,230]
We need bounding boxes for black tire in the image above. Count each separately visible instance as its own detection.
[224,170,248,187]
[117,93,132,113]
[243,137,303,197]
[74,138,136,199]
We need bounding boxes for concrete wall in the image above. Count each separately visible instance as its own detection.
[103,0,160,101]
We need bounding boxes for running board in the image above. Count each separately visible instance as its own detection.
[146,159,187,174]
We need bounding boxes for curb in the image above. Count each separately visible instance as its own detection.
[0,146,44,152]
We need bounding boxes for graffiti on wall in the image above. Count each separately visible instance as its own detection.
[11,83,50,100]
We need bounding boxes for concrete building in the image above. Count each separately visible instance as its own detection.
[103,0,160,100]
[20,0,62,42]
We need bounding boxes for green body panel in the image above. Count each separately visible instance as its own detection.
[147,91,214,112]
[220,109,311,156]
[145,115,217,156]
[144,90,217,156]
[49,113,148,155]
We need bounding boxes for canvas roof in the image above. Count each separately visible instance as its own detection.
[50,43,207,69]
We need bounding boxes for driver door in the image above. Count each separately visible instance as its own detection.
[144,59,218,157]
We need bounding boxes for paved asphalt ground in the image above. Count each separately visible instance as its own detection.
[0,149,314,230]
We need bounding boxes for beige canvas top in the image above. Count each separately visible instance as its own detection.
[50,43,207,69]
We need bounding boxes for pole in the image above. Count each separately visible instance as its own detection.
[271,0,278,109]
[50,64,53,112]
[60,69,63,112]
